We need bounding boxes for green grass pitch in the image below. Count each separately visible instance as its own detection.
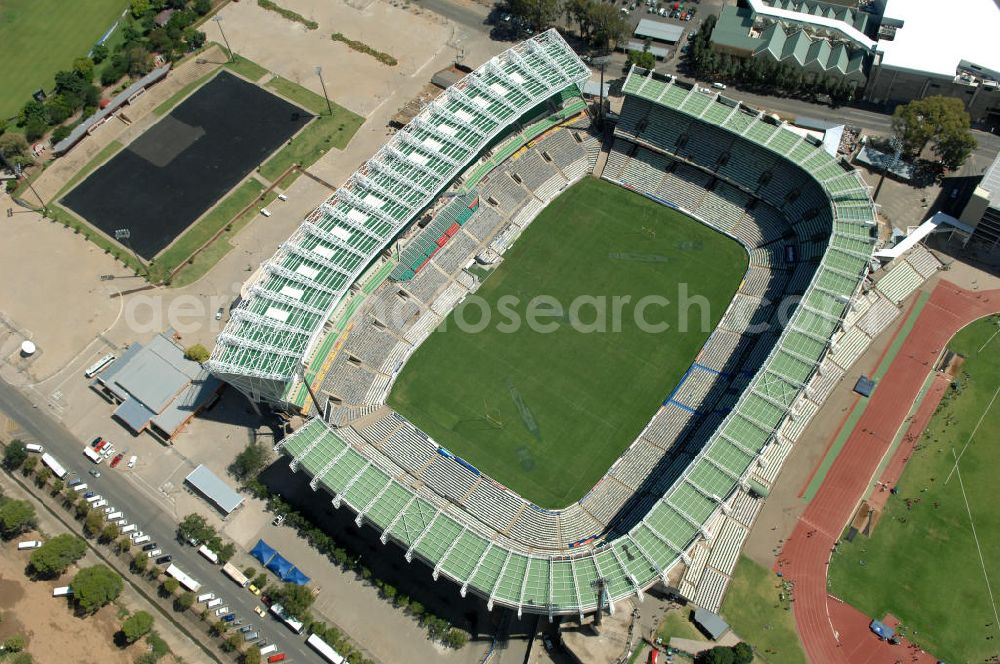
[828,315,1000,664]
[388,178,747,507]
[0,0,127,119]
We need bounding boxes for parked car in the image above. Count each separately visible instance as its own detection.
[142,543,158,551]
[127,455,137,469]
[249,584,261,596]
[215,307,224,320]
[155,555,172,565]
[17,540,43,550]
[89,468,101,478]
[110,453,124,468]
[91,436,104,448]
[254,606,266,618]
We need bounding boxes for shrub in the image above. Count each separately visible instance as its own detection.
[3,635,25,652]
[161,577,179,595]
[175,591,195,611]
[121,610,154,642]
[51,125,71,143]
[442,628,469,649]
[0,499,37,539]
[257,0,319,29]
[184,344,210,363]
[330,33,397,66]
[2,440,28,469]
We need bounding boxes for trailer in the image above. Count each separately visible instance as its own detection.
[306,633,345,663]
[222,562,250,588]
[270,603,304,634]
[165,564,202,592]
[198,544,220,564]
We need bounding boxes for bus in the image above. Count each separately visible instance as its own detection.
[221,562,249,588]
[270,604,304,634]
[85,353,116,378]
[306,634,344,663]
[165,564,202,592]
[41,453,67,479]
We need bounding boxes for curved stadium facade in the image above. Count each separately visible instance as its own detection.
[210,32,878,618]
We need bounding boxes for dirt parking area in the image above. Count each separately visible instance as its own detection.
[0,546,141,663]
[216,0,453,116]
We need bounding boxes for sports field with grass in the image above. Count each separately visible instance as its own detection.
[828,314,1000,664]
[388,178,747,507]
[0,0,126,119]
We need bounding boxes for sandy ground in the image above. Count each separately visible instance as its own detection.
[215,0,453,116]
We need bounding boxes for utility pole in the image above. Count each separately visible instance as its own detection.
[315,66,332,116]
[592,55,613,129]
[212,16,234,63]
[114,228,148,276]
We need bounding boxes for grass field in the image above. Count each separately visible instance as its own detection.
[722,557,807,663]
[0,0,126,119]
[388,178,746,507]
[828,314,1000,664]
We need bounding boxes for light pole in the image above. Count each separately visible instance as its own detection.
[114,228,147,276]
[212,16,234,63]
[315,66,332,116]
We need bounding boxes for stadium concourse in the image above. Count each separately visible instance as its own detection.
[210,39,884,619]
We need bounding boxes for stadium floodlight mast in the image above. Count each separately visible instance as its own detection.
[212,16,234,63]
[314,66,333,116]
[114,228,147,276]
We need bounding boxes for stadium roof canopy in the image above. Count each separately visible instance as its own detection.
[276,66,879,617]
[634,19,684,43]
[878,0,1000,78]
[207,29,590,404]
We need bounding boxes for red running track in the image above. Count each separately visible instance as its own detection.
[777,281,1000,664]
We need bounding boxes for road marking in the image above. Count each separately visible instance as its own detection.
[951,447,1000,635]
[944,384,1000,485]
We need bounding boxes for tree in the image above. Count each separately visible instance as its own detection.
[732,642,753,664]
[130,0,151,18]
[162,577,180,595]
[29,534,86,577]
[2,440,28,469]
[254,572,269,589]
[100,523,120,544]
[892,96,977,169]
[91,43,109,64]
[175,591,195,611]
[216,541,236,563]
[8,653,32,664]
[34,467,51,487]
[132,551,149,573]
[147,631,169,659]
[184,343,210,363]
[587,3,628,51]
[222,633,241,652]
[22,455,38,474]
[3,635,25,652]
[121,610,154,642]
[0,499,37,539]
[24,117,47,142]
[84,509,105,537]
[243,645,262,664]
[177,513,215,544]
[695,646,736,664]
[275,582,315,618]
[231,442,270,481]
[509,0,561,30]
[627,49,656,71]
[442,628,469,649]
[72,564,123,613]
[72,57,95,82]
[193,0,212,15]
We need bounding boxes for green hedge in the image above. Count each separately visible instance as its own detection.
[331,33,397,66]
[257,0,318,30]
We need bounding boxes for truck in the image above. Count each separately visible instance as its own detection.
[83,446,102,464]
[222,562,250,588]
[198,544,220,564]
[165,563,202,593]
[52,586,73,597]
[270,603,305,634]
[41,453,67,479]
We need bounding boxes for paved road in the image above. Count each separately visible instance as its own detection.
[0,379,321,663]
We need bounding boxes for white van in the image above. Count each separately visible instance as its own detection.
[215,606,229,616]
[146,548,162,558]
[120,524,137,534]
[127,455,137,469]
[206,598,223,609]
[52,586,73,597]
[259,645,277,656]
[197,592,216,603]
[17,540,43,550]
[113,517,127,526]
[129,531,145,541]
[93,499,108,509]
[107,511,123,520]
[72,483,88,492]
[712,81,727,90]
[25,444,44,453]
[85,494,102,504]
[133,535,151,545]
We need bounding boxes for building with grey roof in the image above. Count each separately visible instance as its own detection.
[959,151,1000,249]
[93,333,222,441]
[185,464,244,516]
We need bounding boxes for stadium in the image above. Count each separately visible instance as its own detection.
[208,29,879,619]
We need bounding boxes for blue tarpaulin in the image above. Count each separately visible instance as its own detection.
[251,539,277,566]
[251,538,310,585]
[869,619,895,640]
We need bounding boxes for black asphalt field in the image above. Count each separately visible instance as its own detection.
[63,71,312,258]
